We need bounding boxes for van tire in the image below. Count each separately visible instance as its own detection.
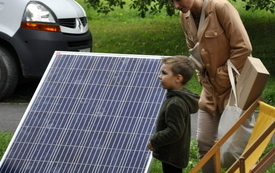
[0,46,18,101]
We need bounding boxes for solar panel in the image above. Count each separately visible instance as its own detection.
[0,52,166,173]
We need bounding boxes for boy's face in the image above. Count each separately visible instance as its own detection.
[158,64,183,90]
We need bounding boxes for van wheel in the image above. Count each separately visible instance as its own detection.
[0,47,18,101]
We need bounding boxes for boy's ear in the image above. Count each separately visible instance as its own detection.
[176,74,184,83]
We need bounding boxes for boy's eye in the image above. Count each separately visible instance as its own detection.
[162,71,167,75]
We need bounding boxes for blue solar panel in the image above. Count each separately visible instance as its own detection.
[0,52,166,173]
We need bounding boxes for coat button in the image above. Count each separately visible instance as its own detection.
[214,32,218,36]
[201,48,205,52]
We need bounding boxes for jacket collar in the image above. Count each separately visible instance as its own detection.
[180,1,213,42]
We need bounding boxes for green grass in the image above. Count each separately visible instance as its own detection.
[84,1,187,56]
[149,140,200,173]
[0,132,13,160]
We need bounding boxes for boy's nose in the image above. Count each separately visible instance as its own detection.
[158,75,162,80]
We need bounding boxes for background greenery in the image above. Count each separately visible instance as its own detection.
[82,0,275,105]
[83,0,274,18]
[1,0,274,172]
[5,0,275,105]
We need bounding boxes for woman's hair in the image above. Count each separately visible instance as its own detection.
[161,56,195,85]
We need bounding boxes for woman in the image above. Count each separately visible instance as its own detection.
[170,0,252,172]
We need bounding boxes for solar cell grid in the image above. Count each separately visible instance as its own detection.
[0,52,166,173]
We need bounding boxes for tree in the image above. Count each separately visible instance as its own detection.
[83,0,175,18]
[84,0,274,18]
[234,0,274,13]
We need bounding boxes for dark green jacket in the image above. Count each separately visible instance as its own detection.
[150,88,199,168]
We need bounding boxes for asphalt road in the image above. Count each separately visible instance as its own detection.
[0,103,28,132]
[0,103,199,139]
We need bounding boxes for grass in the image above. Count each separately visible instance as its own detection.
[1,0,274,172]
[86,9,187,56]
[149,140,200,173]
[0,132,13,160]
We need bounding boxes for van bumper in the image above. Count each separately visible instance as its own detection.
[11,28,92,78]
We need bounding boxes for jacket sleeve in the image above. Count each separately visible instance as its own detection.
[150,102,187,148]
[215,1,252,72]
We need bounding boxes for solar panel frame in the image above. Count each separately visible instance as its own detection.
[0,52,167,173]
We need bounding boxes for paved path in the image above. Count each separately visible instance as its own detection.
[0,103,28,132]
[0,103,199,139]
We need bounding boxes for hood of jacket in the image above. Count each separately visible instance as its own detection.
[166,88,199,114]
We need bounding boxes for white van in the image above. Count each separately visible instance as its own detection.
[0,0,92,101]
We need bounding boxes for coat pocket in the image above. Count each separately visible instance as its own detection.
[205,27,224,38]
[215,65,230,88]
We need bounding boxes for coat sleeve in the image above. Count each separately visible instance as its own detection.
[215,1,252,72]
[150,102,187,148]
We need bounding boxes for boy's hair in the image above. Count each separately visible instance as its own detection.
[161,56,195,85]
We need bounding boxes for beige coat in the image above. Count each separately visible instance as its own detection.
[180,0,252,115]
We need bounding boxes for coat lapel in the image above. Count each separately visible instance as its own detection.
[198,0,212,41]
[181,11,199,44]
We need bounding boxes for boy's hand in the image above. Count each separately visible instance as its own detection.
[147,141,155,151]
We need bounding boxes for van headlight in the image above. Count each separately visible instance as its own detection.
[21,2,60,32]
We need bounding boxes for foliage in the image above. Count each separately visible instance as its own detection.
[84,0,173,17]
[84,0,274,17]
[232,0,275,13]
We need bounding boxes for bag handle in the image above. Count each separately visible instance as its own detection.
[189,0,209,72]
[197,0,208,41]
[227,59,240,106]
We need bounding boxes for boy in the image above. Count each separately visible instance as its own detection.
[147,56,199,173]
